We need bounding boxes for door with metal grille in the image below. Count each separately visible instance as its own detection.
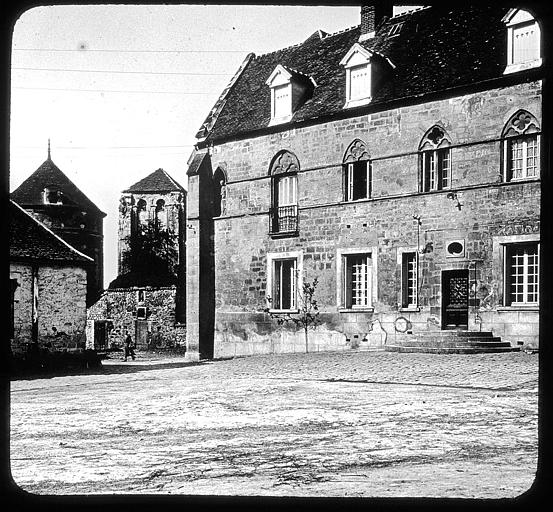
[442,270,469,329]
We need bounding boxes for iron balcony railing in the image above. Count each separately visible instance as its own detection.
[270,205,298,235]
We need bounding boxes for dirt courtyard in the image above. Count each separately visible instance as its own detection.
[9,350,538,498]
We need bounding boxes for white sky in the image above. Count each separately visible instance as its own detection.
[10,4,365,286]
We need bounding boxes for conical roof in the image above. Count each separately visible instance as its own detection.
[123,168,185,194]
[11,157,106,216]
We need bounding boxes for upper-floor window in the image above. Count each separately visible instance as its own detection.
[266,65,315,126]
[340,43,373,108]
[43,187,63,205]
[343,139,371,201]
[502,110,540,181]
[155,199,167,230]
[419,126,451,192]
[213,167,227,217]
[134,198,148,235]
[503,9,541,73]
[269,150,299,237]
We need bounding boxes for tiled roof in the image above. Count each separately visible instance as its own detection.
[9,200,93,264]
[123,168,185,193]
[201,5,513,143]
[10,158,106,216]
[108,271,177,289]
[186,151,209,177]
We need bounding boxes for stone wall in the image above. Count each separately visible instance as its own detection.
[188,81,541,356]
[10,262,88,354]
[87,286,186,349]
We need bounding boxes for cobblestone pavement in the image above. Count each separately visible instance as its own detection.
[10,350,538,498]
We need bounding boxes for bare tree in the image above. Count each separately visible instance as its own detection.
[265,276,321,353]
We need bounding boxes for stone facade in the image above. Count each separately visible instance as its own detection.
[86,169,186,351]
[10,262,88,355]
[87,287,186,350]
[187,81,541,357]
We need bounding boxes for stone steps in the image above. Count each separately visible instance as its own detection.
[384,330,519,354]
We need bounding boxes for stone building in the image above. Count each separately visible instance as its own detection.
[11,144,106,306]
[87,169,186,350]
[185,4,543,359]
[9,200,92,355]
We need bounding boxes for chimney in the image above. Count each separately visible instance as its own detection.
[360,2,393,41]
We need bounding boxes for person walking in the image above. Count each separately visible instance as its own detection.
[123,330,136,361]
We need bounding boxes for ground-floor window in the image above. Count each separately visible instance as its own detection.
[505,242,539,305]
[401,252,418,308]
[344,253,372,308]
[272,258,297,310]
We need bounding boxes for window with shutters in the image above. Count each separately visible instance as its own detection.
[503,9,541,73]
[340,43,373,108]
[419,126,452,192]
[266,251,302,312]
[269,150,299,237]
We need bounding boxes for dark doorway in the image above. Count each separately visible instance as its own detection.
[93,320,109,350]
[442,269,469,329]
[135,319,149,349]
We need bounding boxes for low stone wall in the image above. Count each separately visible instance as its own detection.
[213,306,538,357]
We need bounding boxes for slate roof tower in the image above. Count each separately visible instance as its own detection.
[11,144,106,306]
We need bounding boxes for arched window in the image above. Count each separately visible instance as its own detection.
[269,150,299,236]
[136,199,148,234]
[213,167,227,217]
[155,199,167,230]
[419,125,452,192]
[502,110,540,181]
[343,139,371,201]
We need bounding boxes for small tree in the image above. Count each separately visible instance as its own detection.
[122,219,178,278]
[264,276,321,353]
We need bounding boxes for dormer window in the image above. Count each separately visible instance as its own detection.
[266,64,315,126]
[43,187,63,205]
[503,9,541,74]
[340,43,373,108]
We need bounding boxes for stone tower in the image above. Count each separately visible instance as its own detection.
[11,142,106,306]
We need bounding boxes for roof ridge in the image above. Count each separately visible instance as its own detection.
[256,23,358,58]
[10,200,93,262]
[390,5,431,19]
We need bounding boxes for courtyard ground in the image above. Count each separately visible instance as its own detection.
[9,349,538,498]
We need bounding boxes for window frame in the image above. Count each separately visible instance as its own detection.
[401,251,419,309]
[266,251,303,313]
[504,242,539,306]
[504,134,540,181]
[344,160,372,201]
[336,247,377,311]
[419,126,452,193]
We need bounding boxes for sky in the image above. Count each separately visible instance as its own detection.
[9,4,370,287]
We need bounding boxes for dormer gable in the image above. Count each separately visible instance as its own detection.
[502,8,541,74]
[266,64,315,126]
[339,43,374,109]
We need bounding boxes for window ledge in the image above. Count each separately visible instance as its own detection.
[343,97,372,109]
[399,307,420,313]
[338,307,374,313]
[503,58,542,75]
[497,306,539,312]
[268,309,299,315]
[269,230,299,239]
[268,114,293,127]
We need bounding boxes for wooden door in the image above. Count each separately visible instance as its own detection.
[135,320,149,349]
[442,270,469,329]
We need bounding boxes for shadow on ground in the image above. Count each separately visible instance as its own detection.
[10,358,208,381]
